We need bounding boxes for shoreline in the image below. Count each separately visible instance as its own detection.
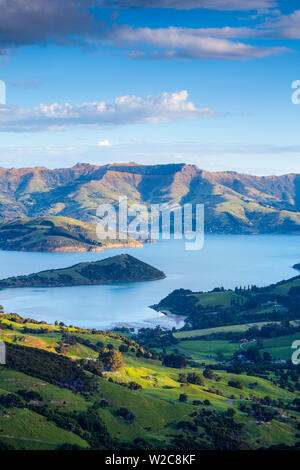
[152,307,187,326]
[0,275,166,289]
[0,240,144,254]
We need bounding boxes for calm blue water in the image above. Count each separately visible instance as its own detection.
[0,235,299,330]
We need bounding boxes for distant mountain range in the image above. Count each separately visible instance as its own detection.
[0,162,300,233]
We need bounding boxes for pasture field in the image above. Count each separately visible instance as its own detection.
[174,322,275,339]
[188,291,246,308]
[0,313,299,450]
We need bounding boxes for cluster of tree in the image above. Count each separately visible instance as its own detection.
[22,327,50,335]
[0,393,24,409]
[0,322,12,330]
[178,372,205,386]
[5,342,97,393]
[107,377,142,390]
[185,321,300,343]
[213,358,300,389]
[228,380,243,390]
[154,289,198,316]
[116,407,136,424]
[136,326,178,351]
[0,440,14,450]
[162,354,186,369]
[112,326,135,334]
[159,281,300,331]
[239,401,278,422]
[61,333,105,352]
[272,369,300,392]
[170,408,247,450]
[0,312,47,325]
[17,389,43,402]
[135,345,159,360]
[203,368,220,381]
[98,349,124,372]
[79,359,104,376]
[29,403,113,449]
[245,322,300,340]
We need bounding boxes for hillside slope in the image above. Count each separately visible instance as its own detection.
[0,311,299,450]
[0,163,299,233]
[0,254,166,287]
[0,216,142,252]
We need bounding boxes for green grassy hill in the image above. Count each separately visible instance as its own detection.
[0,254,166,288]
[0,216,142,253]
[189,291,247,308]
[155,265,300,330]
[0,312,299,450]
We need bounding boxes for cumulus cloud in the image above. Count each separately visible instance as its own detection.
[99,0,277,11]
[110,26,287,60]
[0,90,214,132]
[98,139,112,146]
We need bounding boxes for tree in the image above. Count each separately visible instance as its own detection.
[179,393,188,403]
[226,408,236,417]
[263,351,272,362]
[228,380,243,390]
[163,354,186,369]
[179,372,188,383]
[187,372,205,386]
[99,399,109,408]
[0,393,24,408]
[203,368,214,379]
[116,407,136,424]
[104,350,124,371]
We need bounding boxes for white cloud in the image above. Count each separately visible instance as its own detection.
[0,0,296,62]
[261,9,300,39]
[110,26,287,60]
[0,90,214,132]
[0,0,292,63]
[98,139,112,146]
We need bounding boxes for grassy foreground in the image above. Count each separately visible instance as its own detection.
[0,309,299,451]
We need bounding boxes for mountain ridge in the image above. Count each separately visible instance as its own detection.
[0,163,299,233]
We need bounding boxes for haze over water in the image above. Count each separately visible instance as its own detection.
[0,235,299,330]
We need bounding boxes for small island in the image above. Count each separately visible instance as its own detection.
[0,254,166,288]
[293,263,300,271]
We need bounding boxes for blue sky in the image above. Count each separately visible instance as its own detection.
[0,0,300,174]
